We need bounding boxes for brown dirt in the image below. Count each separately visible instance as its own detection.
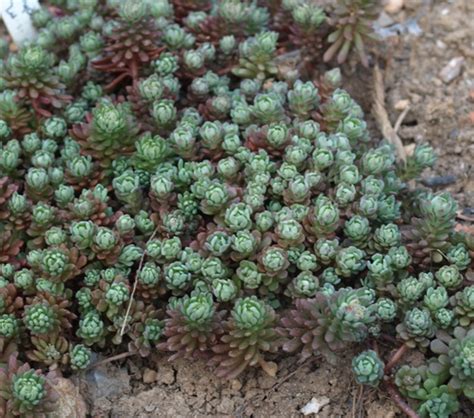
[379,0,473,207]
[343,1,473,207]
[79,352,400,418]
[81,1,473,417]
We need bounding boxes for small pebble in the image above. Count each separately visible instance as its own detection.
[300,396,330,416]
[142,368,157,384]
[144,404,156,413]
[404,144,416,156]
[384,0,404,14]
[439,57,465,84]
[462,208,474,216]
[449,128,459,140]
[421,175,457,188]
[395,99,410,110]
[230,379,242,391]
[436,40,447,50]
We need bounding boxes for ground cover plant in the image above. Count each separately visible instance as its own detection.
[0,0,472,416]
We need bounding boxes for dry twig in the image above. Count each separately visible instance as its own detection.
[394,105,411,133]
[384,381,420,418]
[372,65,407,162]
[384,343,409,374]
[456,210,474,222]
[120,227,159,336]
[87,351,135,370]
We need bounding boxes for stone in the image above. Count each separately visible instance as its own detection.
[436,40,447,50]
[439,57,464,84]
[300,396,330,415]
[384,0,404,14]
[230,379,242,392]
[142,368,157,384]
[394,99,410,110]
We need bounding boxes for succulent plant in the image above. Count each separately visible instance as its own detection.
[395,364,429,398]
[430,327,474,400]
[0,355,59,416]
[26,334,70,367]
[279,288,376,363]
[323,0,379,66]
[77,310,106,347]
[210,297,280,379]
[0,1,472,413]
[92,0,163,90]
[435,265,463,290]
[23,303,59,336]
[418,391,460,418]
[396,307,435,348]
[451,285,474,327]
[404,193,458,269]
[3,45,71,117]
[352,350,384,387]
[70,344,92,370]
[159,293,225,360]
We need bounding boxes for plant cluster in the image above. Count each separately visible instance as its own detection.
[0,0,472,416]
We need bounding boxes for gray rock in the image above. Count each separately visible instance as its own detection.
[85,364,131,401]
[439,57,464,83]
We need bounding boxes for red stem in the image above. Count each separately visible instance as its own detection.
[381,333,398,344]
[384,381,420,418]
[104,72,132,92]
[385,343,409,374]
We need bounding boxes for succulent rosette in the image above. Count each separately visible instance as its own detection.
[210,297,280,379]
[0,355,59,416]
[352,350,384,387]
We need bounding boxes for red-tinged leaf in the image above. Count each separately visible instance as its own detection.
[323,37,344,62]
[343,24,354,41]
[328,29,342,43]
[260,359,278,377]
[243,345,256,361]
[29,88,39,99]
[212,344,228,354]
[283,339,302,353]
[337,39,352,64]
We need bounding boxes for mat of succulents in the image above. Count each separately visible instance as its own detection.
[0,0,472,417]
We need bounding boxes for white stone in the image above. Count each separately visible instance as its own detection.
[439,57,465,84]
[300,396,330,416]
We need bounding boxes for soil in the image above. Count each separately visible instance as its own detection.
[2,0,473,416]
[381,0,473,209]
[80,1,473,416]
[77,352,401,418]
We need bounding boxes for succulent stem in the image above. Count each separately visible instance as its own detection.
[384,343,409,374]
[384,381,420,418]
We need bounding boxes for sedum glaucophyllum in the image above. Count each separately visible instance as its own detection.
[0,0,472,416]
